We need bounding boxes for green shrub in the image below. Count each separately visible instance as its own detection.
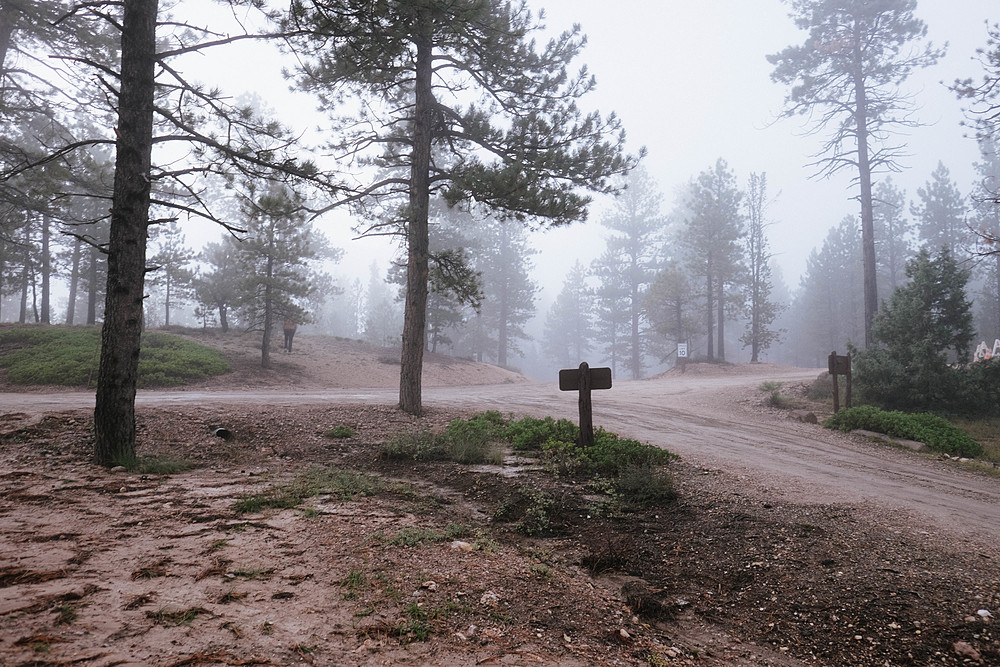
[381,414,505,465]
[823,405,982,458]
[504,416,578,450]
[325,426,355,439]
[234,467,404,514]
[379,431,447,461]
[494,485,555,536]
[0,327,230,387]
[615,464,676,506]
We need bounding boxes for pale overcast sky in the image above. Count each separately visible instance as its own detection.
[188,1,997,301]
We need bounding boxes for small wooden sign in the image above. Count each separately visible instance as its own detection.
[558,362,612,447]
[828,351,852,413]
[828,353,850,376]
[559,366,612,391]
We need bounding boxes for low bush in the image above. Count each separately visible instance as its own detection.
[324,426,355,439]
[0,327,230,387]
[823,405,982,458]
[615,464,676,506]
[379,423,503,465]
[234,467,406,514]
[504,416,578,450]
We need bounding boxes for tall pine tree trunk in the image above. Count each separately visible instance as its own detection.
[261,254,273,369]
[705,272,714,362]
[18,226,29,324]
[399,32,433,415]
[717,279,725,361]
[855,62,878,349]
[66,237,81,325]
[94,0,158,467]
[40,215,50,324]
[87,245,99,325]
[630,271,641,379]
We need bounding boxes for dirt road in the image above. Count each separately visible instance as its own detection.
[2,365,997,545]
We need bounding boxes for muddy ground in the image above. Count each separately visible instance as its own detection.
[0,333,998,666]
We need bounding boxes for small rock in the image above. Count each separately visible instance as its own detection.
[480,591,499,607]
[421,580,437,591]
[789,410,818,424]
[977,609,993,619]
[953,641,981,661]
[619,628,630,640]
[110,466,126,473]
[451,540,473,552]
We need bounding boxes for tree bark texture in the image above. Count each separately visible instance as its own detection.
[87,245,98,325]
[398,33,433,415]
[94,0,158,466]
[41,215,50,324]
[66,237,81,325]
[716,279,725,361]
[854,45,878,349]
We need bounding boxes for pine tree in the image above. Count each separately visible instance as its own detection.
[194,239,241,333]
[955,22,1000,253]
[287,0,637,413]
[911,162,969,257]
[970,138,1000,340]
[790,216,865,364]
[147,221,195,327]
[591,247,630,376]
[234,184,327,369]
[470,217,537,368]
[363,262,402,349]
[598,167,663,379]
[542,262,595,370]
[872,177,913,297]
[769,0,943,347]
[854,248,974,412]
[679,159,744,361]
[646,260,698,362]
[741,173,783,362]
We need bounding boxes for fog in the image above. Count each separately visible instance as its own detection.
[4,0,998,380]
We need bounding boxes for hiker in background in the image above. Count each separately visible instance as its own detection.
[283,318,297,353]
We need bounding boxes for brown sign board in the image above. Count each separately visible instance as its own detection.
[559,366,612,391]
[828,353,850,376]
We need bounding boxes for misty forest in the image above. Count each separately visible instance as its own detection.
[3,1,1000,455]
[5,2,1000,666]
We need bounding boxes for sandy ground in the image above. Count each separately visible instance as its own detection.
[0,333,998,666]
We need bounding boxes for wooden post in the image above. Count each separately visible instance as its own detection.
[559,362,612,448]
[829,351,852,413]
[577,362,594,447]
[829,351,840,414]
[845,352,852,409]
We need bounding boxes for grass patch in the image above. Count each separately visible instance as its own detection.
[614,464,677,506]
[234,467,412,515]
[125,455,194,475]
[379,418,504,465]
[0,326,230,387]
[385,523,469,547]
[341,569,366,600]
[954,417,1000,463]
[824,405,983,458]
[759,380,792,408]
[325,425,355,439]
[147,606,209,626]
[54,603,77,625]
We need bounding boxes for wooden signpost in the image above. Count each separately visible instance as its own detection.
[559,362,612,447]
[828,351,852,413]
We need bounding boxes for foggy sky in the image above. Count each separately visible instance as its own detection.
[187,0,997,310]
